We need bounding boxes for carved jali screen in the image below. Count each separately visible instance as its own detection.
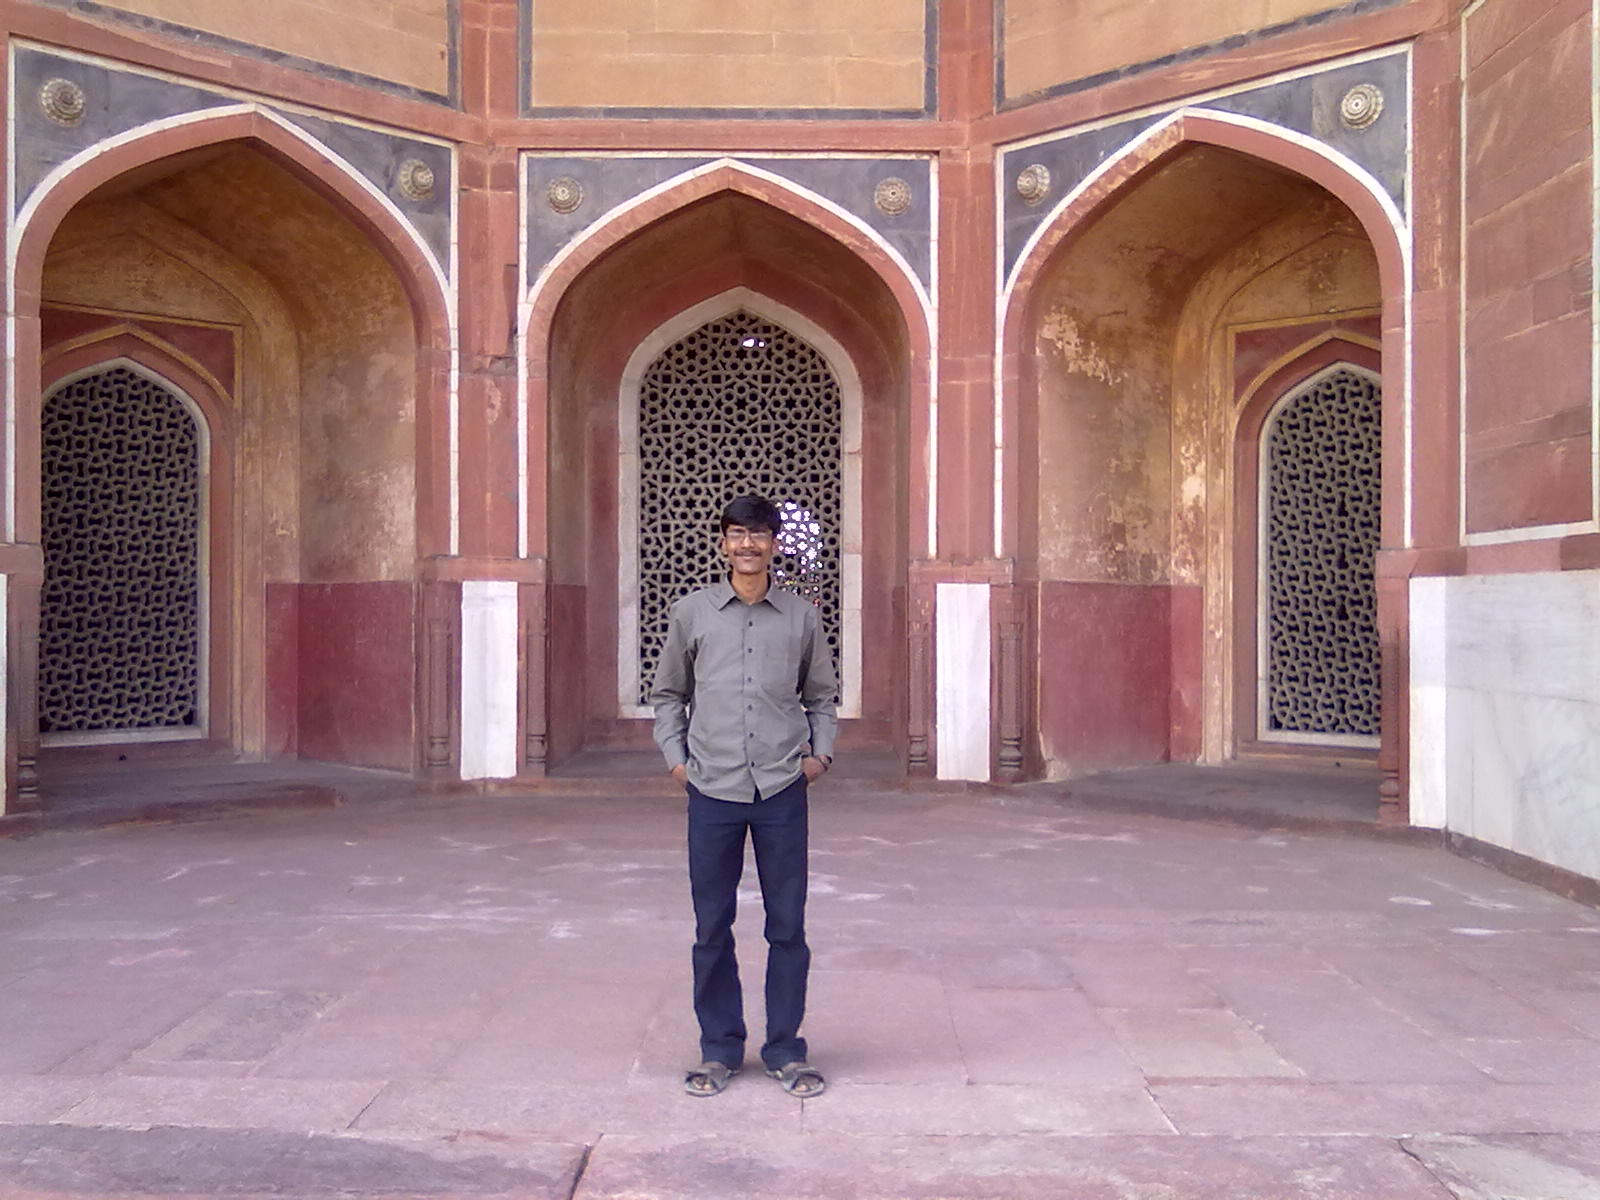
[1264,367,1381,739]
[637,312,841,704]
[40,366,202,736]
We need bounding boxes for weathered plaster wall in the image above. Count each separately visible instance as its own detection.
[1461,0,1595,534]
[133,148,419,584]
[529,0,927,110]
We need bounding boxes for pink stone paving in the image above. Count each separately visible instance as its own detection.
[0,785,1595,1197]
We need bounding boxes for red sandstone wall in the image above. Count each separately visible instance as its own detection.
[1462,0,1595,534]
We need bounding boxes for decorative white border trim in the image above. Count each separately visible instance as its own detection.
[1254,360,1384,751]
[6,44,462,552]
[517,153,939,561]
[616,288,864,720]
[1457,0,1600,546]
[993,45,1416,557]
[38,357,212,747]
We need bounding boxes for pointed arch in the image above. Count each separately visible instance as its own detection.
[8,104,456,555]
[999,110,1413,813]
[997,107,1411,559]
[519,159,936,560]
[615,286,866,719]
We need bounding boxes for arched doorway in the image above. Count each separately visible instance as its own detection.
[621,293,862,721]
[8,125,451,805]
[1003,125,1403,803]
[532,189,915,772]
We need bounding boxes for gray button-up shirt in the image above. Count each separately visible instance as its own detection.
[650,577,838,803]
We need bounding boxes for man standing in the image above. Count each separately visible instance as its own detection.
[650,495,837,1099]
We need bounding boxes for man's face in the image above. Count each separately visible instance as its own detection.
[722,524,776,578]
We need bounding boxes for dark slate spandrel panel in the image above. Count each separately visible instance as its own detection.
[744,157,934,295]
[525,155,935,296]
[524,156,715,290]
[999,113,1164,279]
[12,48,235,217]
[279,112,454,278]
[12,49,458,283]
[1208,51,1408,214]
[997,50,1409,281]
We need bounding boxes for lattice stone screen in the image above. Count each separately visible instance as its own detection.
[40,366,202,737]
[637,312,841,705]
[1263,367,1381,739]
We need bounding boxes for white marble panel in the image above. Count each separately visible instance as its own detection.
[935,582,991,781]
[1407,576,1449,829]
[1446,571,1600,700]
[1425,569,1600,882]
[459,581,519,781]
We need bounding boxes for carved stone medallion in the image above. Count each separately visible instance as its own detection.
[39,78,86,127]
[1016,163,1051,206]
[547,176,584,215]
[1339,83,1384,130]
[873,176,912,216]
[397,158,435,202]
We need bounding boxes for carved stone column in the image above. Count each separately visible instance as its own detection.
[1374,565,1409,824]
[7,572,42,812]
[518,580,549,778]
[906,578,934,775]
[993,582,1027,781]
[417,579,460,780]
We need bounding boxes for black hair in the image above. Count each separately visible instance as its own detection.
[720,494,782,536]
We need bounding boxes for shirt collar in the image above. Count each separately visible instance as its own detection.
[712,575,784,609]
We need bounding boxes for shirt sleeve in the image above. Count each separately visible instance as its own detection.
[649,600,693,770]
[798,603,839,761]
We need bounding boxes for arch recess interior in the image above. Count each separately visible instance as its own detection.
[520,157,936,561]
[617,287,865,719]
[996,107,1412,558]
[8,103,459,553]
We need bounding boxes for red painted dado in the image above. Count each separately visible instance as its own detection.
[296,582,416,771]
[264,583,299,759]
[1037,581,1178,770]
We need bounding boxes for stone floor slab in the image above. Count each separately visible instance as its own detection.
[796,1083,1173,1136]
[1153,1082,1600,1136]
[945,987,1143,1085]
[1400,1133,1600,1200]
[58,1077,384,1132]
[1100,1008,1301,1079]
[0,1124,582,1199]
[572,1132,1455,1199]
[356,1078,801,1142]
[0,1077,96,1123]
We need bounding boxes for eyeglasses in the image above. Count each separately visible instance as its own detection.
[723,528,774,545]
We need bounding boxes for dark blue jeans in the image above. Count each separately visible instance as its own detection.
[686,774,810,1072]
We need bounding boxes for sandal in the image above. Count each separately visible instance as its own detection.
[683,1061,739,1097]
[766,1061,826,1097]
